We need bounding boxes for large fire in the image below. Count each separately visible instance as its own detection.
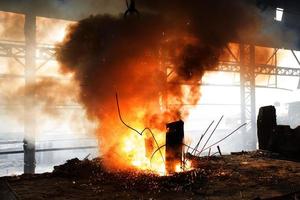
[116,118,193,175]
[120,129,166,174]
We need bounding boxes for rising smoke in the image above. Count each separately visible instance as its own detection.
[57,0,264,168]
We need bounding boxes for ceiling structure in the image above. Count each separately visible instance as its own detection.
[0,0,299,49]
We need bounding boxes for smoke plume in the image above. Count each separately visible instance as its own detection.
[57,0,263,168]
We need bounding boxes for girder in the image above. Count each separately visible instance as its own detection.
[1,40,300,77]
[0,41,56,63]
[214,62,300,77]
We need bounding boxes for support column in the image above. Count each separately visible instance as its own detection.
[23,12,36,174]
[250,45,257,149]
[240,44,257,150]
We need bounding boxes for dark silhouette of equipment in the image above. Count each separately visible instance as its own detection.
[165,120,184,174]
[124,0,140,18]
[257,105,300,160]
[257,106,277,150]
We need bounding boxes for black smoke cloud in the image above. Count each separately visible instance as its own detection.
[57,0,263,168]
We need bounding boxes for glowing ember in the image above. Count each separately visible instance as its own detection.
[186,160,193,170]
[174,160,193,173]
[175,164,181,173]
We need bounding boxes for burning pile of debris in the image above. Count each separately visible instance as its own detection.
[3,150,299,200]
[52,157,206,193]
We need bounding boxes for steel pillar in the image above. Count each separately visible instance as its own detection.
[239,44,257,150]
[23,12,36,174]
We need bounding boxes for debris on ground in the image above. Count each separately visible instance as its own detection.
[1,150,300,200]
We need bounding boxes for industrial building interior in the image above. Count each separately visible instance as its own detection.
[0,0,300,199]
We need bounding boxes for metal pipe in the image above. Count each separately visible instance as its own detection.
[0,146,97,155]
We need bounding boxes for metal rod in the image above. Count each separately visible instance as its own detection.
[167,70,174,78]
[150,144,166,166]
[226,45,239,62]
[217,145,222,156]
[182,143,201,154]
[0,146,97,155]
[291,50,300,66]
[0,138,96,145]
[116,93,165,164]
[191,120,214,155]
[145,128,165,164]
[265,48,278,65]
[201,123,246,152]
[116,93,142,136]
[197,116,224,156]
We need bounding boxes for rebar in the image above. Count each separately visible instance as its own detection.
[201,123,246,153]
[191,120,214,155]
[197,116,224,156]
[116,93,165,164]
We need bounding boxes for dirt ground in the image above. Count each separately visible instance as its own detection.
[1,151,300,200]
